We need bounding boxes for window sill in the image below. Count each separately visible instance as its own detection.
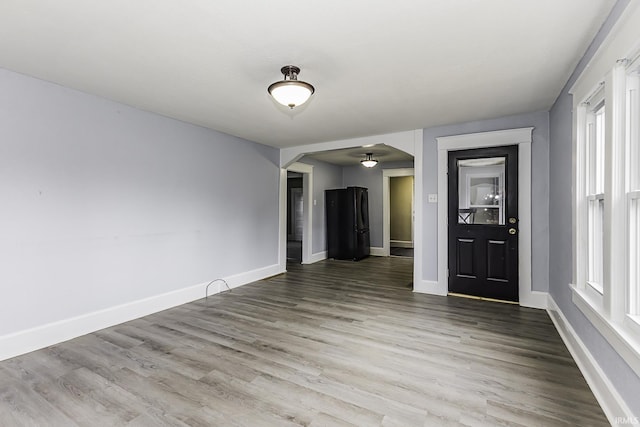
[571,284,640,378]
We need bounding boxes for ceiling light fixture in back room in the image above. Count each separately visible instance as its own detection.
[268,65,315,109]
[361,153,378,168]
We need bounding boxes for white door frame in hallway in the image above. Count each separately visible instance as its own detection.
[383,168,414,257]
[285,162,313,264]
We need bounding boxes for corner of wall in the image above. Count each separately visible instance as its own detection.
[307,251,328,264]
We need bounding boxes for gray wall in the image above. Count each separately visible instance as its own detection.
[548,0,639,414]
[421,111,550,292]
[343,160,414,248]
[0,68,280,336]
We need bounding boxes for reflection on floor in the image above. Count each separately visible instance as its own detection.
[390,246,413,257]
[287,240,302,262]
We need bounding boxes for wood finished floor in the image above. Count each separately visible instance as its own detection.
[0,257,608,426]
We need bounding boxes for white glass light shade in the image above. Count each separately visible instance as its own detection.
[361,153,378,168]
[268,81,314,109]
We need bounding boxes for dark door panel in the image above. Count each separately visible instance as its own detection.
[456,238,476,278]
[486,239,508,282]
[448,146,518,302]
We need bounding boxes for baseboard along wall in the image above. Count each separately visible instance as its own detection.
[390,240,413,248]
[0,263,284,362]
[547,295,634,426]
[4,259,633,426]
[370,247,385,257]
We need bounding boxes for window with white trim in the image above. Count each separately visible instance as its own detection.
[585,86,606,296]
[626,58,640,333]
[572,45,640,376]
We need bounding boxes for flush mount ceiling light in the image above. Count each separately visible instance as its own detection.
[361,153,378,168]
[268,65,315,109]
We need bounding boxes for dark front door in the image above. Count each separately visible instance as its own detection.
[448,145,519,302]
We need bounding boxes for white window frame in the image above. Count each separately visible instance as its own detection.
[570,1,640,378]
[625,58,640,338]
[458,164,505,225]
[584,90,606,298]
[628,191,640,338]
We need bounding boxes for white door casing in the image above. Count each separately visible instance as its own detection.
[434,127,546,309]
[383,168,415,256]
[285,162,313,265]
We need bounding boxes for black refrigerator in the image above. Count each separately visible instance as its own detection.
[326,186,370,261]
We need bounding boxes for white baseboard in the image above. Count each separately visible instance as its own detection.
[0,263,284,362]
[305,251,327,264]
[413,280,447,296]
[520,290,548,309]
[413,279,549,308]
[219,263,284,289]
[547,295,634,426]
[390,240,413,248]
[370,247,385,256]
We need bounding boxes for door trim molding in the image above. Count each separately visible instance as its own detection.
[383,168,414,257]
[436,127,543,308]
[286,162,313,265]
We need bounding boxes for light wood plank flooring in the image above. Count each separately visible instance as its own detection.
[0,257,608,426]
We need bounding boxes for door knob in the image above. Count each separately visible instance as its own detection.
[508,228,517,235]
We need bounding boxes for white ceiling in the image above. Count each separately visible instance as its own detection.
[0,1,615,149]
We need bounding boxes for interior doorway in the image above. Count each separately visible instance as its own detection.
[389,176,414,257]
[278,130,424,291]
[286,172,303,262]
[383,168,415,257]
[285,162,313,265]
